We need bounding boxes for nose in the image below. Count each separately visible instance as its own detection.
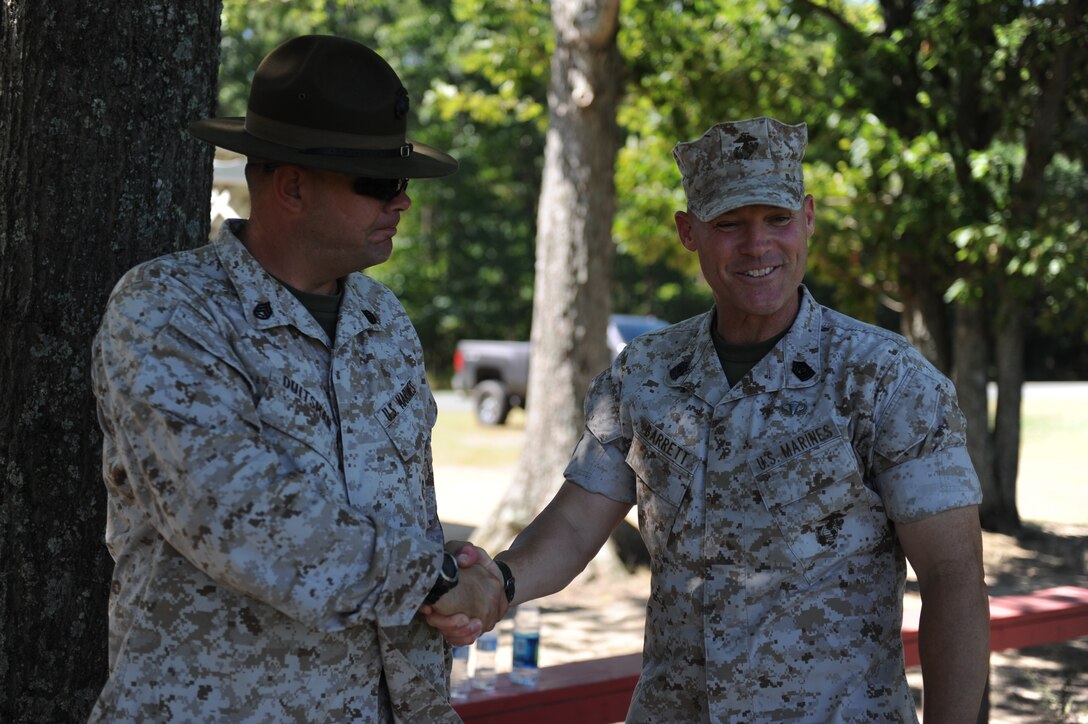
[736,226,771,256]
[386,189,411,212]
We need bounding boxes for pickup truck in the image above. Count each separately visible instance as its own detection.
[451,314,669,425]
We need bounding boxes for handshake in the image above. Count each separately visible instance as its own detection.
[419,541,510,646]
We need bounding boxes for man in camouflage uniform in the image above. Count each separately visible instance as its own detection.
[457,118,990,721]
[90,36,505,722]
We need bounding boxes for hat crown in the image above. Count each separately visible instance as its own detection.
[247,35,407,144]
[712,117,805,162]
[674,117,807,221]
[187,34,457,178]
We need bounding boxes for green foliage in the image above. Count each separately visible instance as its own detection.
[791,0,1088,340]
[216,0,1088,379]
[953,146,1088,336]
[614,0,861,316]
[219,1,391,116]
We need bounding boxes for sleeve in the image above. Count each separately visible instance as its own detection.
[92,282,441,632]
[563,363,638,506]
[870,366,982,523]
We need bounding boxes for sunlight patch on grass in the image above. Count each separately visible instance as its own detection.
[432,408,526,468]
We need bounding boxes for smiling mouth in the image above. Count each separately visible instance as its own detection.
[743,266,775,278]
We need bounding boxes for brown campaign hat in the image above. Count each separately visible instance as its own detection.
[188,35,457,179]
[673,117,806,221]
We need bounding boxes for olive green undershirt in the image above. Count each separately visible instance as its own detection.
[710,322,788,387]
[278,279,342,342]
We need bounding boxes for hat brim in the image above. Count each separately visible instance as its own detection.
[693,185,804,222]
[188,118,458,179]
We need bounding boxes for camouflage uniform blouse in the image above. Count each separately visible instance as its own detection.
[565,287,981,723]
[89,221,457,723]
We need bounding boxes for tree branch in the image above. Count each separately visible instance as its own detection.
[1013,0,1086,223]
[790,0,864,39]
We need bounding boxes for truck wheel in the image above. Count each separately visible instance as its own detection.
[473,380,510,426]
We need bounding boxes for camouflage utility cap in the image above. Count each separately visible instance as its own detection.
[673,116,807,221]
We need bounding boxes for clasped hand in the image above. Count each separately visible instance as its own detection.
[419,540,507,646]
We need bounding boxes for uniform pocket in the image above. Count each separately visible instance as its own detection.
[255,376,339,474]
[375,376,435,463]
[627,433,693,554]
[754,435,885,583]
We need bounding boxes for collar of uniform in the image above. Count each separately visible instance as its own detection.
[335,273,385,342]
[742,285,823,393]
[666,286,823,399]
[663,309,728,406]
[213,220,326,336]
[214,220,390,344]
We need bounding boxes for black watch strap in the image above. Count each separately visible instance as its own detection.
[494,559,515,604]
[423,551,459,605]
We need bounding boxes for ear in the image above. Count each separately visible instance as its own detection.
[268,165,305,210]
[802,194,815,237]
[675,210,698,252]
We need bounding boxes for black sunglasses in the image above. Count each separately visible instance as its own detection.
[353,177,409,202]
[260,164,408,202]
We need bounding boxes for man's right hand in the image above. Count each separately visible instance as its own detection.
[419,542,507,645]
[433,561,505,622]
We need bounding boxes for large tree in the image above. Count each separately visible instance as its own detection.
[475,0,622,554]
[789,0,1088,532]
[0,3,221,720]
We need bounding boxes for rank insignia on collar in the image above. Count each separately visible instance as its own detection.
[791,360,815,381]
[669,358,691,381]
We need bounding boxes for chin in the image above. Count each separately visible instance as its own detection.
[360,250,393,270]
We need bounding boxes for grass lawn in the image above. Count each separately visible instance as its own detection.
[1016,387,1088,525]
[431,407,526,468]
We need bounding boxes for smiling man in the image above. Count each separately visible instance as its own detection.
[435,117,990,722]
[89,36,504,722]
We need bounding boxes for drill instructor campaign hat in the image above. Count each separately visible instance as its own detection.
[188,35,457,179]
[673,116,807,221]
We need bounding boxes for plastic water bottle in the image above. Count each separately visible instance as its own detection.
[472,629,498,691]
[510,603,541,687]
[450,644,471,699]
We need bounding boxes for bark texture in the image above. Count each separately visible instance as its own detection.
[990,292,1023,533]
[0,3,221,720]
[475,0,622,553]
[952,302,995,525]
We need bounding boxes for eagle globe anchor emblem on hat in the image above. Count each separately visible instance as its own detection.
[187,35,458,179]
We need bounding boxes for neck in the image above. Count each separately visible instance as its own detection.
[237,217,341,295]
[713,290,802,345]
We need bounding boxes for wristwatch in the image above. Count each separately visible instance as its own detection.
[494,559,515,604]
[423,551,460,605]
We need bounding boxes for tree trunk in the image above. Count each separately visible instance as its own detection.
[951,300,997,530]
[980,0,1084,535]
[989,290,1024,533]
[474,0,621,558]
[0,4,221,720]
[898,256,951,375]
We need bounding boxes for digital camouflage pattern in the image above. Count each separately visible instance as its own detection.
[565,287,981,723]
[89,220,459,723]
[673,117,808,221]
